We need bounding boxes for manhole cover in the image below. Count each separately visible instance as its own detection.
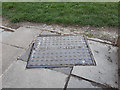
[26,35,96,68]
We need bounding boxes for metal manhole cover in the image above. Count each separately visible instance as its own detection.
[26,35,96,68]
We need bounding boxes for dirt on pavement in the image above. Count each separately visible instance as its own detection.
[2,18,118,44]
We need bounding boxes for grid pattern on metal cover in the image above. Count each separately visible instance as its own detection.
[27,35,96,68]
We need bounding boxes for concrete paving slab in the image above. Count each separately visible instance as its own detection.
[2,43,25,74]
[18,44,32,62]
[3,27,42,49]
[67,76,103,88]
[0,32,1,43]
[72,40,118,88]
[0,31,13,42]
[0,77,1,90]
[2,60,68,88]
[0,43,2,76]
[50,67,72,75]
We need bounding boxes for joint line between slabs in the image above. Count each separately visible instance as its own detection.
[1,42,26,50]
[64,67,73,90]
[71,74,112,88]
[0,60,17,79]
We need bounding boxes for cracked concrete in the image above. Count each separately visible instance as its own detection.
[2,60,68,88]
[1,24,119,89]
[2,27,42,49]
[0,31,13,42]
[0,43,2,76]
[67,76,103,88]
[0,26,44,75]
[71,40,118,88]
[2,43,25,74]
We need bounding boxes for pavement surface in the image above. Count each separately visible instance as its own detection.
[72,40,118,88]
[2,60,68,88]
[0,24,118,89]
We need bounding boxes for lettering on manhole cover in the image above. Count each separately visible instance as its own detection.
[26,35,96,68]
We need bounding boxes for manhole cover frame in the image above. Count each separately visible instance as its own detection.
[26,35,96,68]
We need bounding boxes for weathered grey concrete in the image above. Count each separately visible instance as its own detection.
[72,40,118,88]
[18,44,32,62]
[0,31,1,43]
[2,60,68,88]
[0,31,13,42]
[0,43,2,76]
[2,43,25,74]
[3,27,42,49]
[0,77,1,90]
[50,67,72,75]
[67,76,102,88]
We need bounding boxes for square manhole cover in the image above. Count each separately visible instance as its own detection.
[26,35,96,68]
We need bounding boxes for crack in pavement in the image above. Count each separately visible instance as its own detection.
[1,30,43,78]
[0,59,17,79]
[71,74,113,89]
[64,67,73,90]
[1,27,118,88]
[1,42,26,50]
